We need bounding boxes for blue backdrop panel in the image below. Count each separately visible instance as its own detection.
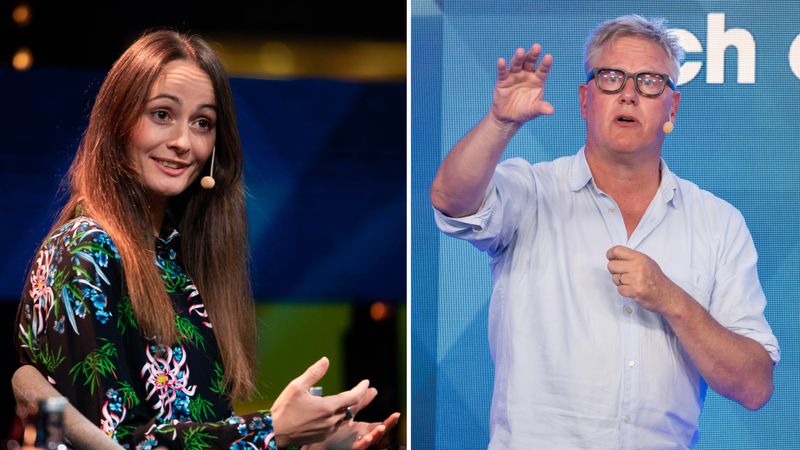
[0,69,405,302]
[411,1,800,448]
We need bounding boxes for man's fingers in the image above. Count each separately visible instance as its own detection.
[509,48,526,72]
[498,45,551,84]
[536,101,555,116]
[497,58,508,81]
[536,53,554,78]
[293,356,329,388]
[607,259,630,275]
[606,245,635,261]
[606,245,624,260]
[522,43,542,71]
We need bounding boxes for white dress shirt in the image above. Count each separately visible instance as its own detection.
[434,148,780,450]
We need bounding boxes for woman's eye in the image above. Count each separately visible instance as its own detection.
[153,110,170,121]
[195,118,215,131]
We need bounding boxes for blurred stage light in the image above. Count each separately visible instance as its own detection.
[12,4,32,27]
[259,41,296,76]
[370,301,391,321]
[12,47,33,71]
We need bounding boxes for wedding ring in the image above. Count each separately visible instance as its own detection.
[344,406,353,420]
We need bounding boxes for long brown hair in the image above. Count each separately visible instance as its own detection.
[51,30,255,399]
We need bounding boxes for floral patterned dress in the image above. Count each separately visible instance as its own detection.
[16,217,276,450]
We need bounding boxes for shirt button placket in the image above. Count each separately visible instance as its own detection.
[621,322,637,447]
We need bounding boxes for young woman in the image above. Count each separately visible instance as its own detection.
[15,30,398,450]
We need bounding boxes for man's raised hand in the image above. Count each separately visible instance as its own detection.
[490,43,554,127]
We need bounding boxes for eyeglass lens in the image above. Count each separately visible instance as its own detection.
[597,69,666,95]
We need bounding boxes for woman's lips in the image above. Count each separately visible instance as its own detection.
[152,157,190,175]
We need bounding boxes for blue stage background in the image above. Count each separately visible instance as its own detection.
[0,69,405,303]
[412,1,800,448]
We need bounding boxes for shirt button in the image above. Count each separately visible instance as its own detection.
[623,415,631,424]
[624,306,633,314]
[608,208,616,214]
[471,225,482,232]
[627,360,636,368]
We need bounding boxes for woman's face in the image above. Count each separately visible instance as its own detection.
[128,59,217,205]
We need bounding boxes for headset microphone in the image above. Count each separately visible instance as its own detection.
[201,146,216,189]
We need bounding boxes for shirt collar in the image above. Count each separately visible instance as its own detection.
[157,228,180,245]
[569,146,593,192]
[156,210,181,246]
[569,146,679,208]
[659,160,678,208]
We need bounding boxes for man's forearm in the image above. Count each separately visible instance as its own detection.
[663,288,774,410]
[430,112,520,217]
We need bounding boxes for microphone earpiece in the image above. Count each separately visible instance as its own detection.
[201,146,216,189]
[662,120,673,135]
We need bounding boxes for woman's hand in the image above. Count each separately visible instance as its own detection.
[302,412,402,450]
[271,357,372,447]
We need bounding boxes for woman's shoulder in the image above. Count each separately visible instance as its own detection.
[23,216,124,333]
[37,216,122,290]
[43,216,119,258]
[48,215,107,238]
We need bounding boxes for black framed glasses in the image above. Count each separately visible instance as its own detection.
[585,67,676,97]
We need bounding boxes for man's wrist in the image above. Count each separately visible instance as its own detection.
[660,282,695,323]
[486,109,522,136]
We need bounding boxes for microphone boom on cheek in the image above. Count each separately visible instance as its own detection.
[201,146,216,189]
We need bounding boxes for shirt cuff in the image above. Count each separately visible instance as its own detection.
[433,181,498,235]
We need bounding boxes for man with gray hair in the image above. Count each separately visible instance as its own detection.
[430,15,779,449]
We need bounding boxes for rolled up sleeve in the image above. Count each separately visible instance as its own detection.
[433,157,536,257]
[709,209,780,365]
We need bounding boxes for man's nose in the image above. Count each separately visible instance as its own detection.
[618,76,639,104]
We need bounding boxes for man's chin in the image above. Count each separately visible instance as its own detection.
[611,146,641,154]
[608,140,659,156]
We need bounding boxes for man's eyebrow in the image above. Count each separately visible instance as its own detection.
[148,94,217,111]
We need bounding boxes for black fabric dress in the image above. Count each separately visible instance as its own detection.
[16,216,276,450]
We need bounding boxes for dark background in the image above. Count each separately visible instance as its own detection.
[1,2,404,69]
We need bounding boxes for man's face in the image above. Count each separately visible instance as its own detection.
[579,36,680,156]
